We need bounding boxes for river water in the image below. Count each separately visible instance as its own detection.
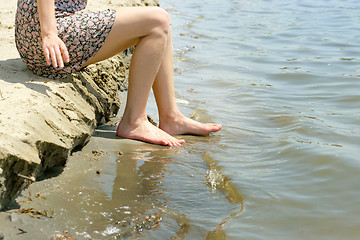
[8,0,360,239]
[152,0,360,239]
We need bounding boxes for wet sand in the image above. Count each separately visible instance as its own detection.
[0,120,163,239]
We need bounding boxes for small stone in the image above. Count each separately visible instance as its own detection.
[10,212,23,224]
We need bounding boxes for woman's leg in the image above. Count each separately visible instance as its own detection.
[83,7,221,146]
[152,26,222,135]
[83,7,184,146]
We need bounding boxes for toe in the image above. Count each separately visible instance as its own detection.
[161,139,170,146]
[208,123,222,132]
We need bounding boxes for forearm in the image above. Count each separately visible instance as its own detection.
[37,0,57,37]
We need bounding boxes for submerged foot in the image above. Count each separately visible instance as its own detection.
[116,118,185,146]
[159,114,222,136]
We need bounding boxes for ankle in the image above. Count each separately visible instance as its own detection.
[159,111,184,125]
[121,113,148,127]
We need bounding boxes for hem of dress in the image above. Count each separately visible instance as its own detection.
[73,8,117,74]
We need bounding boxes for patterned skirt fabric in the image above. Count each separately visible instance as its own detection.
[15,0,116,79]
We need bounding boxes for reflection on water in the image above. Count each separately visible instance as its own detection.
[203,151,243,240]
[75,129,191,239]
[93,142,176,238]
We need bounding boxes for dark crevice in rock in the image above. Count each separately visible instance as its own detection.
[36,141,69,171]
[0,155,38,210]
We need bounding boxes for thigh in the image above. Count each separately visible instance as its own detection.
[82,6,169,67]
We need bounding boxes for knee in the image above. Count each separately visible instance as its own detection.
[150,7,170,36]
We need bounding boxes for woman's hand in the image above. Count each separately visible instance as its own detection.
[37,0,68,68]
[41,34,70,69]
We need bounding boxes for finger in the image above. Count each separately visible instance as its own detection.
[49,47,58,68]
[59,43,70,63]
[55,46,64,69]
[43,47,51,66]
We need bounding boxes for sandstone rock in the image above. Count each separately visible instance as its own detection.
[0,54,127,210]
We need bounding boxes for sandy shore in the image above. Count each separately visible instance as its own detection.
[0,121,157,239]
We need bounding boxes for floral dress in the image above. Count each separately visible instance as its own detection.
[15,0,116,79]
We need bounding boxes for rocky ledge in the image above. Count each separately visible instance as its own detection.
[0,0,159,210]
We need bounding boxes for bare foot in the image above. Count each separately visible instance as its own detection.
[159,114,222,136]
[116,117,185,146]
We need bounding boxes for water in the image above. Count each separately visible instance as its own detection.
[151,0,360,239]
[11,0,360,239]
